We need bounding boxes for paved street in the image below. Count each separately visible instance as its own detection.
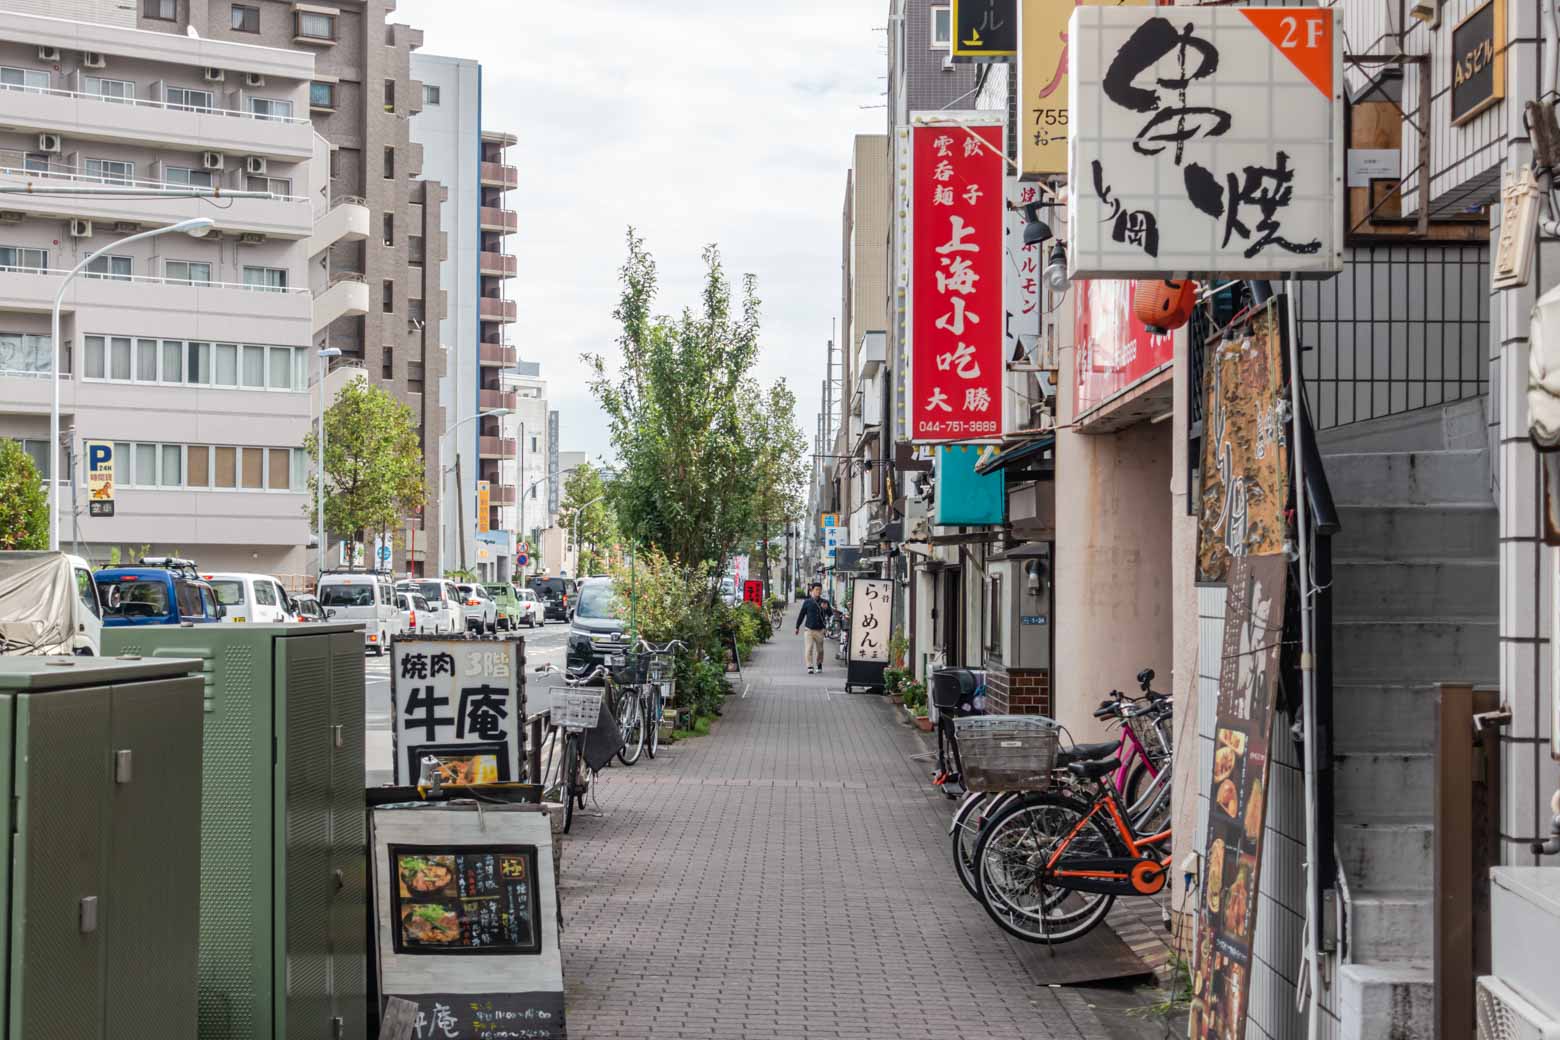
[554,629,1136,1040]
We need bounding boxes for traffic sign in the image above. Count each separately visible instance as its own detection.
[517,553,530,567]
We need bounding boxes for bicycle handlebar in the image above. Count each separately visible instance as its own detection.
[635,638,688,654]
[534,662,607,686]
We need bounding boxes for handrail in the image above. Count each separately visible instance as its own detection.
[0,264,309,294]
[331,194,366,207]
[0,80,311,126]
[326,272,368,285]
[0,160,307,203]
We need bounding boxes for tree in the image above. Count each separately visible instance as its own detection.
[303,379,425,565]
[557,461,616,577]
[744,379,808,594]
[0,439,48,550]
[587,230,765,577]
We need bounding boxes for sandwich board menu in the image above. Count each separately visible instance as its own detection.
[391,846,541,955]
[391,638,525,786]
[1189,554,1288,1040]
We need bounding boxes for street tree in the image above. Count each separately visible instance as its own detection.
[0,439,49,550]
[303,379,425,565]
[558,461,617,577]
[745,379,808,594]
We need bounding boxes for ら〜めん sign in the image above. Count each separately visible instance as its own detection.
[1067,6,1343,280]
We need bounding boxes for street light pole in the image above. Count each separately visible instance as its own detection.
[49,216,216,550]
[440,407,512,576]
[315,346,342,576]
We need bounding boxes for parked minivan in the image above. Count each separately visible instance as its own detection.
[317,572,396,654]
[395,579,463,635]
[530,576,578,623]
[95,558,223,628]
[204,572,294,624]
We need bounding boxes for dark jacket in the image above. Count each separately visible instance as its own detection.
[796,597,832,631]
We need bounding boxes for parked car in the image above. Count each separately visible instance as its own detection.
[317,571,397,654]
[484,583,530,631]
[203,572,294,624]
[292,593,326,623]
[529,576,578,623]
[395,592,434,636]
[455,583,497,634]
[0,551,103,655]
[514,587,544,628]
[566,577,627,676]
[95,557,223,628]
[395,579,463,635]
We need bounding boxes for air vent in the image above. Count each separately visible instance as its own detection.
[69,218,93,238]
[203,66,225,83]
[0,211,24,224]
[81,52,105,69]
[37,134,61,154]
[113,221,139,234]
[1476,977,1560,1040]
[37,46,60,62]
[239,232,265,246]
[201,151,225,171]
[244,72,265,88]
[244,156,268,176]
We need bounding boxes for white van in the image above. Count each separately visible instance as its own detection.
[204,572,294,625]
[317,572,397,654]
[395,579,463,636]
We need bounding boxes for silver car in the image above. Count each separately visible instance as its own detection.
[455,583,497,634]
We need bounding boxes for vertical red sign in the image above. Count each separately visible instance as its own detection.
[911,120,1005,442]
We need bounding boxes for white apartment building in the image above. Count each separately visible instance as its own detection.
[504,361,548,582]
[0,9,329,576]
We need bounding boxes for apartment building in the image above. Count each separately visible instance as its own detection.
[503,361,549,583]
[138,0,449,576]
[0,9,320,573]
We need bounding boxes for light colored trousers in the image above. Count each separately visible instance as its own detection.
[803,628,826,670]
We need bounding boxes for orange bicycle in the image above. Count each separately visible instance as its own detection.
[972,754,1173,944]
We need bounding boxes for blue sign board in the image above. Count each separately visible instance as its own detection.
[934,445,1006,526]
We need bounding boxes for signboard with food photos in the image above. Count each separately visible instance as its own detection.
[391,638,525,786]
[1190,554,1288,1040]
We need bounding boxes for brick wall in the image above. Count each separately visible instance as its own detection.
[984,664,1050,716]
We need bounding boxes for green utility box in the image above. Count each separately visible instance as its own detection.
[102,623,366,1040]
[0,655,205,1040]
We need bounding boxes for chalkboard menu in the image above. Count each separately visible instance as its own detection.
[1451,0,1505,125]
[383,991,565,1040]
[390,845,541,955]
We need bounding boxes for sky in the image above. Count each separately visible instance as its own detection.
[396,0,892,465]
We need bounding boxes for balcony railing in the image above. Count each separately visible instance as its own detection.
[489,485,517,506]
[0,152,308,203]
[479,436,517,458]
[480,388,516,411]
[1,264,310,294]
[479,162,519,190]
[0,80,311,126]
[479,206,518,233]
[479,344,517,367]
[479,251,517,277]
[478,297,517,323]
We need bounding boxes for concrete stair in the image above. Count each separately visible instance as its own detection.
[1320,408,1497,1040]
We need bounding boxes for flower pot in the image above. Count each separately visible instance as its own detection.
[913,714,933,732]
[888,694,903,705]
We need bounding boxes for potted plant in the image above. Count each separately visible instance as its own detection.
[882,666,907,704]
[902,678,932,730]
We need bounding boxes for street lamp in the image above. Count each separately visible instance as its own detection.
[49,216,215,550]
[441,407,513,572]
[315,346,342,576]
[516,476,546,579]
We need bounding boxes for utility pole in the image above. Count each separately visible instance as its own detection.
[455,453,467,573]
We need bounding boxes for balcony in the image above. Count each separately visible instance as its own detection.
[479,436,517,459]
[307,195,369,257]
[480,162,519,190]
[479,344,517,367]
[488,484,517,507]
[313,275,370,332]
[480,388,516,411]
[478,297,517,323]
[479,206,518,234]
[479,251,517,277]
[0,82,313,161]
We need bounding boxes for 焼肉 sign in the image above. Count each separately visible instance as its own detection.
[391,638,525,786]
[1068,6,1343,279]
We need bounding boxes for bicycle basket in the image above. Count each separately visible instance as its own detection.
[647,654,674,683]
[551,690,604,729]
[953,716,1061,792]
[613,652,651,685]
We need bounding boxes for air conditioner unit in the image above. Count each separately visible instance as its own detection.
[238,232,265,246]
[203,67,225,83]
[81,52,105,69]
[113,221,139,234]
[201,151,225,171]
[36,134,61,154]
[69,219,93,239]
[1477,977,1560,1040]
[37,46,60,62]
[244,72,265,88]
[0,212,25,224]
[244,156,268,176]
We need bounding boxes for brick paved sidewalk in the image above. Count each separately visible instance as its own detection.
[557,630,1131,1040]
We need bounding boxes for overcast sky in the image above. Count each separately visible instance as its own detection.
[396,0,891,465]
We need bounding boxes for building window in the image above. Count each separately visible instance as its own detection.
[328,149,341,178]
[135,338,158,382]
[161,339,183,382]
[24,152,52,173]
[230,4,259,32]
[295,11,337,41]
[267,346,292,388]
[0,246,48,272]
[310,80,336,109]
[248,96,294,121]
[186,341,209,384]
[83,334,304,391]
[85,255,132,281]
[84,76,135,103]
[165,166,213,187]
[0,333,52,376]
[930,5,951,49]
[381,347,393,380]
[268,448,291,490]
[383,146,394,179]
[165,85,214,112]
[988,574,1003,656]
[382,213,394,246]
[164,260,212,285]
[408,235,424,264]
[408,298,424,325]
[246,175,292,196]
[0,66,49,93]
[383,78,395,112]
[382,279,394,313]
[84,158,134,184]
[241,345,265,387]
[145,0,177,19]
[243,266,289,292]
[187,444,209,486]
[241,446,264,488]
[423,84,440,106]
[20,439,51,479]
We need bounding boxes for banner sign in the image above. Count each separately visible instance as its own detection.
[1004,179,1045,365]
[846,578,893,692]
[951,0,1017,60]
[1019,0,1150,178]
[391,638,525,786]
[1073,279,1174,417]
[910,114,1005,443]
[1068,6,1343,279]
[85,439,115,518]
[1196,300,1291,584]
[476,481,491,534]
[743,579,764,606]
[1190,554,1287,1040]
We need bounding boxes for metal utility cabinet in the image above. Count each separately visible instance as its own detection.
[102,623,366,1040]
[0,655,205,1040]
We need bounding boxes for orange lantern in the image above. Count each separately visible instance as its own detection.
[1133,279,1198,335]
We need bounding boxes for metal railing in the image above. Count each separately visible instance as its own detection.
[3,265,310,294]
[0,80,312,126]
[0,156,308,204]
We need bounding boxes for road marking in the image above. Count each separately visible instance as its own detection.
[741,682,752,699]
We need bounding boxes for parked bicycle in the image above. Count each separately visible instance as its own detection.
[534,661,615,833]
[635,638,686,760]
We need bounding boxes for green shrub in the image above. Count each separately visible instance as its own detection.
[882,667,908,696]
[901,679,928,714]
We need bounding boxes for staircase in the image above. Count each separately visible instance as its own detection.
[1321,401,1498,1039]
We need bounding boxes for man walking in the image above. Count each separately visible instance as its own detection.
[795,583,832,674]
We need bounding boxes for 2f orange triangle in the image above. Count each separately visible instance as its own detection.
[1241,8,1333,98]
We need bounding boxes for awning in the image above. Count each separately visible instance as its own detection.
[974,435,1055,477]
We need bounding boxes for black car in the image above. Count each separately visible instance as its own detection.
[530,576,578,623]
[566,578,627,676]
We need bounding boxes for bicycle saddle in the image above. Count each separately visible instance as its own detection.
[1056,741,1118,767]
[1137,668,1155,686]
[1067,757,1121,780]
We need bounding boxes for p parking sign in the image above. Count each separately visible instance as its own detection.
[85,440,114,517]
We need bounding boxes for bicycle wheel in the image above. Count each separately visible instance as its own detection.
[974,792,1119,945]
[561,733,580,834]
[645,686,661,759]
[951,791,1017,902]
[1125,761,1172,835]
[618,687,645,765]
